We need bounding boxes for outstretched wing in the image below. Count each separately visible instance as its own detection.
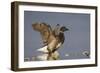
[32,22,52,45]
[52,24,60,36]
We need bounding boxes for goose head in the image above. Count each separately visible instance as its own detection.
[60,26,69,32]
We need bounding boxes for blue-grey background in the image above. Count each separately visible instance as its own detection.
[24,11,90,61]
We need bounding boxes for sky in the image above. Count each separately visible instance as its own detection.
[24,11,90,61]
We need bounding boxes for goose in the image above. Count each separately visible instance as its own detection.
[32,22,69,60]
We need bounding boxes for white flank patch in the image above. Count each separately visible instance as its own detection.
[37,46,48,53]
